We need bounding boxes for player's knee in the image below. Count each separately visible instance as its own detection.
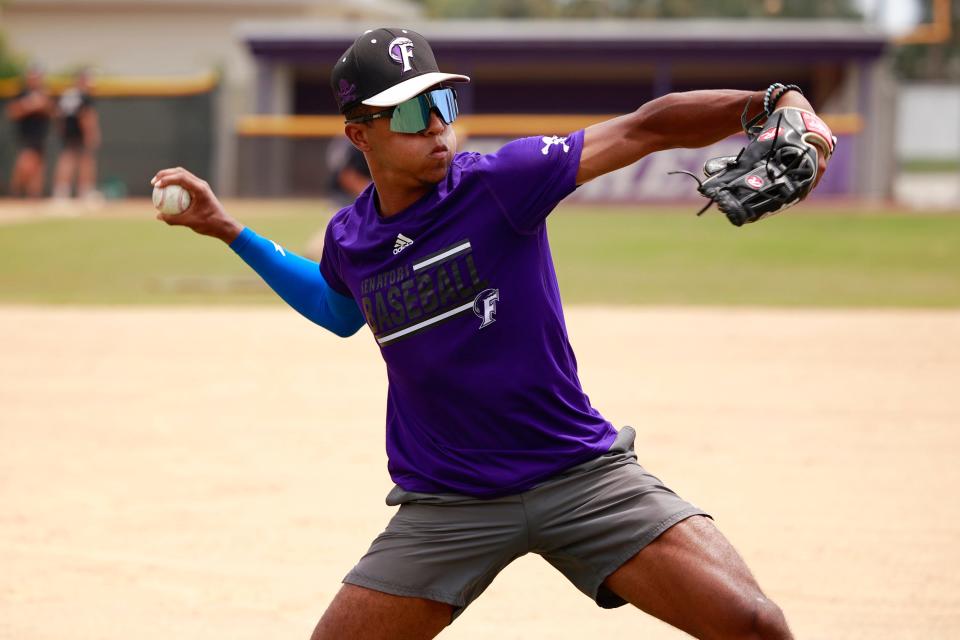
[721,595,791,640]
[701,593,790,640]
[753,597,790,639]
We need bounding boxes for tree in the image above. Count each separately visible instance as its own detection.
[0,1,25,79]
[0,32,24,79]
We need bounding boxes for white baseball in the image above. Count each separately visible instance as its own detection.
[152,184,192,215]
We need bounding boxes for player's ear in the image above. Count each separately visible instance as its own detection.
[344,124,373,152]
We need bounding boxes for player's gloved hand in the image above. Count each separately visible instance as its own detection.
[674,106,835,227]
[151,167,244,244]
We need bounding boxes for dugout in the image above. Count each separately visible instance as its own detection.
[0,74,216,198]
[237,20,892,200]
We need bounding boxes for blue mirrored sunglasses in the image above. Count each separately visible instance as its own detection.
[345,87,459,133]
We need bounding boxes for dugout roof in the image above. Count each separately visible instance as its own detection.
[240,19,887,54]
[241,19,888,115]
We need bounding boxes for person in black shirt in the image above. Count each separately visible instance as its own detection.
[327,135,372,205]
[6,67,53,198]
[304,137,372,259]
[53,69,101,201]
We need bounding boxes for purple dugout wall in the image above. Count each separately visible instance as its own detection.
[238,20,890,200]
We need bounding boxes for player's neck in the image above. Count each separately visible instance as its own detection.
[370,177,432,218]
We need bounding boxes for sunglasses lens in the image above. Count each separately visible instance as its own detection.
[389,88,458,133]
[428,88,458,124]
[391,96,431,133]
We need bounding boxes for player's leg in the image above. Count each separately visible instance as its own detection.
[26,149,45,198]
[53,148,78,199]
[534,427,790,640]
[310,584,451,640]
[312,488,527,639]
[603,515,791,640]
[78,148,98,198]
[10,148,32,196]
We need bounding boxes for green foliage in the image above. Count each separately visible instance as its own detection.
[0,30,24,79]
[413,0,862,19]
[0,0,24,78]
[0,204,957,308]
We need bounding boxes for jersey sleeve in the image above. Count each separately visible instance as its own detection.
[475,129,584,233]
[318,216,352,297]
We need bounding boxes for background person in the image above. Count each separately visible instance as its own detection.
[304,137,373,259]
[52,69,101,203]
[6,66,53,198]
[327,136,372,205]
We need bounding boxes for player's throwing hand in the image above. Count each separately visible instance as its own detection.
[150,167,244,244]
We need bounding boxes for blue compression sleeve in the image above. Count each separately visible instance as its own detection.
[229,227,365,337]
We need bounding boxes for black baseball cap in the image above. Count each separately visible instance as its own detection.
[331,28,470,114]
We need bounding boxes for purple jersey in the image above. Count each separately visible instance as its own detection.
[320,130,617,497]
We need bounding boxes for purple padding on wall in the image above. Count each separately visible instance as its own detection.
[473,82,655,114]
[808,134,851,197]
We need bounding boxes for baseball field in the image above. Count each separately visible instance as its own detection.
[2,199,959,639]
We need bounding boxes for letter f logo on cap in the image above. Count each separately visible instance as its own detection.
[389,37,415,73]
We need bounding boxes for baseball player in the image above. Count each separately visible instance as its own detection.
[153,28,833,640]
[52,69,101,201]
[6,66,53,198]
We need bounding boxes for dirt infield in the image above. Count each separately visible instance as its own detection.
[2,306,958,639]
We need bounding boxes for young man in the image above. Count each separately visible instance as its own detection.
[154,28,831,640]
[7,67,53,198]
[53,69,101,202]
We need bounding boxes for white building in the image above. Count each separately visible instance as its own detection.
[1,0,422,194]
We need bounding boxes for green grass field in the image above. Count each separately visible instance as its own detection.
[1,201,958,307]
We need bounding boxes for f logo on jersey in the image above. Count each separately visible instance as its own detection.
[389,37,415,73]
[473,288,499,329]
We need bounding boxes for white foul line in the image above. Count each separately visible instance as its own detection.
[412,241,471,271]
[377,301,474,345]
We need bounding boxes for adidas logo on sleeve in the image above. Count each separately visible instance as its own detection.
[393,233,414,255]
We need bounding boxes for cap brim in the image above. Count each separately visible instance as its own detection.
[363,72,470,107]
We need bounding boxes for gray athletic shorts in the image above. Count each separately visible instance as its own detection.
[344,426,708,619]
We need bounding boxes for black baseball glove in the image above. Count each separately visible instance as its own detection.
[673,107,836,226]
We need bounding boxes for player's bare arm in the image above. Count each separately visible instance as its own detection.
[6,92,48,120]
[5,99,25,120]
[577,88,827,186]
